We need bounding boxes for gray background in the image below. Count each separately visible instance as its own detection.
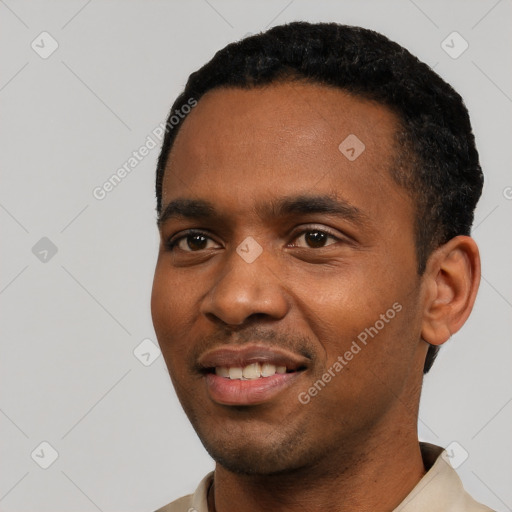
[1,0,511,511]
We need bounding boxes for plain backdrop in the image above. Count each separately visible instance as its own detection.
[1,1,511,511]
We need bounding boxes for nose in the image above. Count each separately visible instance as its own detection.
[200,244,290,326]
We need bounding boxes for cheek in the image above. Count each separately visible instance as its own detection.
[151,264,198,365]
[151,258,198,324]
[289,259,421,382]
[287,262,402,340]
[151,265,174,336]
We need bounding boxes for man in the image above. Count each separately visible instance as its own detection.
[151,22,492,512]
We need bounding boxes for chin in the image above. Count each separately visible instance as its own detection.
[206,445,305,476]
[196,425,319,476]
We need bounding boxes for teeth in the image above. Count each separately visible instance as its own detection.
[261,363,276,377]
[228,367,243,379]
[215,366,230,378]
[215,363,288,380]
[242,363,261,379]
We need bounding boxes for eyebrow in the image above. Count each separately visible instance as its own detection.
[157,194,368,228]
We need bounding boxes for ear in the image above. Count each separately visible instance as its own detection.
[421,236,481,346]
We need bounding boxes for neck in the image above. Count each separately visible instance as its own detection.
[209,422,425,512]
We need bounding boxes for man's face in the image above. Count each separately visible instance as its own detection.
[152,83,428,475]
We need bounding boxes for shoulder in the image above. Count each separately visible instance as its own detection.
[154,493,194,512]
[395,443,495,512]
[153,472,214,512]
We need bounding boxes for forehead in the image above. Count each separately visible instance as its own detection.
[162,82,410,224]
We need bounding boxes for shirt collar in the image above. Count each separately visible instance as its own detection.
[188,443,491,512]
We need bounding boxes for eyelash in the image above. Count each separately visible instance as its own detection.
[165,227,342,252]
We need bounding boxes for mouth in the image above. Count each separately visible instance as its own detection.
[198,345,309,406]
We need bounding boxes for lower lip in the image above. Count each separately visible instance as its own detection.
[205,372,302,406]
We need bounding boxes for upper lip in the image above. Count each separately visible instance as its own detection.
[197,344,310,372]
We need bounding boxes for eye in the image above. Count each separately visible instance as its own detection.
[290,228,340,249]
[166,230,221,252]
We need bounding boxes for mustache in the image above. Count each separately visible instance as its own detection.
[188,325,315,370]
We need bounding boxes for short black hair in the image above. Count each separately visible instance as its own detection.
[155,21,483,374]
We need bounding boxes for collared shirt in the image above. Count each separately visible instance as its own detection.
[155,443,494,512]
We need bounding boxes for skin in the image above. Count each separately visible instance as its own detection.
[151,82,480,512]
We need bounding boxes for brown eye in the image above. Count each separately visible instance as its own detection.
[183,234,208,251]
[293,230,338,249]
[167,231,221,252]
[305,231,329,248]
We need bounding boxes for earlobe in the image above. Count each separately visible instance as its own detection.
[421,236,481,346]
